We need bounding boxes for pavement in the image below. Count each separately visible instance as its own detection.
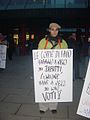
[0,54,89,120]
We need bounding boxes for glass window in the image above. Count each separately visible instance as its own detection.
[0,0,88,9]
[0,0,9,6]
[9,0,26,5]
[74,0,88,8]
[28,0,51,4]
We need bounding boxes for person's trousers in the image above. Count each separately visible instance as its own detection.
[73,57,80,80]
[79,56,89,79]
[39,102,58,112]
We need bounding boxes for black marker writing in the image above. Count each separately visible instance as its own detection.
[41,51,53,58]
[42,90,62,101]
[55,50,72,58]
[86,82,90,95]
[45,65,63,73]
[39,80,49,85]
[38,59,67,65]
[40,73,60,80]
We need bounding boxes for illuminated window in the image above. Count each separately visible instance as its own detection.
[31,34,34,40]
[13,34,19,45]
[26,34,30,41]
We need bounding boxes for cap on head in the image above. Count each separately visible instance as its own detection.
[49,23,61,29]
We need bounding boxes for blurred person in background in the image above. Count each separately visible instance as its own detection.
[79,32,89,80]
[7,34,15,60]
[67,32,81,80]
[0,33,7,45]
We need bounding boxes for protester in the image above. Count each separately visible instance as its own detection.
[79,33,89,80]
[67,32,79,80]
[68,28,84,80]
[0,33,7,45]
[7,34,15,60]
[0,33,7,70]
[38,22,68,113]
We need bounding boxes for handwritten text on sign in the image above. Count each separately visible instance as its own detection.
[0,45,7,68]
[77,60,90,119]
[33,49,73,103]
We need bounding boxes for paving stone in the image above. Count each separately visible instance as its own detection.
[41,118,68,120]
[9,115,40,120]
[41,119,88,120]
[68,105,88,120]
[0,94,7,101]
[0,112,12,120]
[4,95,34,104]
[0,88,30,95]
[0,102,20,114]
[0,56,88,120]
[17,104,67,119]
[73,80,84,103]
[28,88,35,96]
[0,81,32,89]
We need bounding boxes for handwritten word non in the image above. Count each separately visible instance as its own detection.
[39,80,49,85]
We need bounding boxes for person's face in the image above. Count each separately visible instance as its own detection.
[49,27,59,37]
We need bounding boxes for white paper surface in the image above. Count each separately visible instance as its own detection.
[77,60,90,119]
[0,45,7,68]
[33,49,73,103]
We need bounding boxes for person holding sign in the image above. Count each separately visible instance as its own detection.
[0,33,7,69]
[38,23,68,113]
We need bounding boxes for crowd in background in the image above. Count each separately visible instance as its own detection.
[0,29,90,80]
[67,29,90,80]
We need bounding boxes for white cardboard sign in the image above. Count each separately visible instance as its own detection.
[77,60,90,119]
[0,45,7,68]
[33,49,73,103]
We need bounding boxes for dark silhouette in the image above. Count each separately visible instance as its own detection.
[7,34,15,60]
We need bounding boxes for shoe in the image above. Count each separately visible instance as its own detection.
[51,110,57,113]
[40,110,45,113]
